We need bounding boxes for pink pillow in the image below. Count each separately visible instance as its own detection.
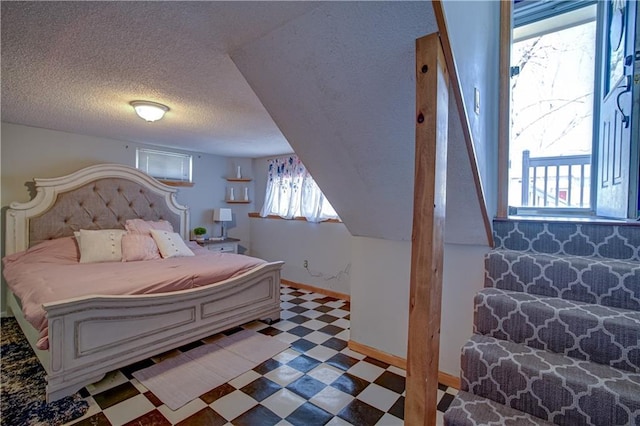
[121,233,161,262]
[125,219,173,235]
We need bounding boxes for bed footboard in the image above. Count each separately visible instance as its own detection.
[43,261,283,402]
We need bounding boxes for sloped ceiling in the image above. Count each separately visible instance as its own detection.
[232,2,489,243]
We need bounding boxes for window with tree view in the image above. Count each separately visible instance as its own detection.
[510,3,597,212]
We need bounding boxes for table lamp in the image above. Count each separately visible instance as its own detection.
[213,208,233,238]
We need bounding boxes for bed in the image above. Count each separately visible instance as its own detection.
[3,163,283,402]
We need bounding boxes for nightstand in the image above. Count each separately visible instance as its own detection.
[194,237,239,254]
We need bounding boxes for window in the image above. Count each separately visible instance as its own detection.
[136,148,192,183]
[260,155,339,223]
[509,2,597,212]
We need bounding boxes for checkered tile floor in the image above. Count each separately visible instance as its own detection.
[66,285,457,425]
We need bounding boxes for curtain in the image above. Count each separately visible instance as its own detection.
[260,156,339,223]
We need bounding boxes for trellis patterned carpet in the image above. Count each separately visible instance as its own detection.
[1,317,89,426]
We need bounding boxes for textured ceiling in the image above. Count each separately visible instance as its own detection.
[1,1,320,157]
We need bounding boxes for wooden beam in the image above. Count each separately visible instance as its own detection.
[497,0,512,218]
[432,0,494,246]
[405,33,449,426]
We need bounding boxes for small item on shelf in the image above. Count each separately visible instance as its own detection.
[229,187,235,201]
[209,236,225,241]
[243,187,249,201]
[236,166,242,179]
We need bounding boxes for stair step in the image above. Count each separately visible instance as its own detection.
[485,249,640,311]
[444,390,555,426]
[474,288,640,373]
[461,334,640,425]
[493,220,640,262]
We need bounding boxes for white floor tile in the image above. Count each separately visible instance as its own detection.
[157,398,207,424]
[307,364,344,385]
[325,415,354,425]
[304,331,332,344]
[274,332,301,344]
[310,386,354,415]
[376,413,404,426]
[303,319,329,331]
[243,320,269,331]
[332,318,350,329]
[264,365,304,387]
[273,348,302,364]
[261,388,307,418]
[347,361,385,382]
[228,369,261,389]
[129,378,148,394]
[357,383,401,412]
[302,309,323,319]
[305,345,339,362]
[335,329,351,341]
[209,390,257,421]
[301,301,321,309]
[272,321,297,331]
[102,394,155,426]
[329,308,350,318]
[339,348,366,360]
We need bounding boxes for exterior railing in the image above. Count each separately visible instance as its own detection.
[521,150,591,208]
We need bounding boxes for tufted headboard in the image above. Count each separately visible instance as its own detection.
[5,164,189,254]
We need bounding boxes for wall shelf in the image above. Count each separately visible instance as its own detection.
[226,200,251,204]
[226,178,252,182]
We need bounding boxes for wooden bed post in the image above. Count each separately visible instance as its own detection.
[405,33,449,426]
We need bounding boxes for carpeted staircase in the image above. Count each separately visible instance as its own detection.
[444,219,640,425]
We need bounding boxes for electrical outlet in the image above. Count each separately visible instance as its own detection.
[303,260,309,268]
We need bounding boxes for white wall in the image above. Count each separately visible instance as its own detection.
[250,157,351,295]
[350,237,411,358]
[1,123,236,309]
[442,0,500,221]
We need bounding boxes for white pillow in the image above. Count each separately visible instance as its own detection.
[150,230,194,258]
[77,229,127,264]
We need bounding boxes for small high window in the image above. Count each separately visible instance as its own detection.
[136,148,192,183]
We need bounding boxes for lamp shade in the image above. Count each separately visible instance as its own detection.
[213,208,232,222]
[130,100,169,122]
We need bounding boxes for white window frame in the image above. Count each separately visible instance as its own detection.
[136,148,193,183]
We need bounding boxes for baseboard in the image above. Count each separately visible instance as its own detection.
[348,339,461,390]
[281,279,350,302]
[348,340,406,369]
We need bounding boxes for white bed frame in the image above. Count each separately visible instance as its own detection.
[4,163,283,402]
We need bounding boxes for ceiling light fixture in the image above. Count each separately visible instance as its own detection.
[130,100,169,122]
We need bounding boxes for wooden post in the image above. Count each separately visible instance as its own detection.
[405,33,449,426]
[497,0,512,217]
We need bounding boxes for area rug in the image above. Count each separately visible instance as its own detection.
[133,329,289,410]
[1,318,89,426]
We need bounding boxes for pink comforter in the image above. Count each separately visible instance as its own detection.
[2,237,266,350]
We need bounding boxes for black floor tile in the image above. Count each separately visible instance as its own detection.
[120,358,155,380]
[288,325,314,337]
[290,338,317,353]
[289,305,309,314]
[388,395,405,420]
[437,391,456,412]
[176,407,227,426]
[318,325,344,335]
[93,382,140,410]
[316,314,339,323]
[222,327,243,336]
[288,315,312,324]
[321,337,348,351]
[325,353,359,371]
[286,402,334,426]
[253,358,283,375]
[286,375,327,400]
[258,326,283,337]
[330,372,370,396]
[364,356,389,369]
[374,370,405,394]
[240,377,282,402]
[200,383,236,404]
[338,399,385,425]
[287,354,321,373]
[232,404,282,426]
[177,339,205,353]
